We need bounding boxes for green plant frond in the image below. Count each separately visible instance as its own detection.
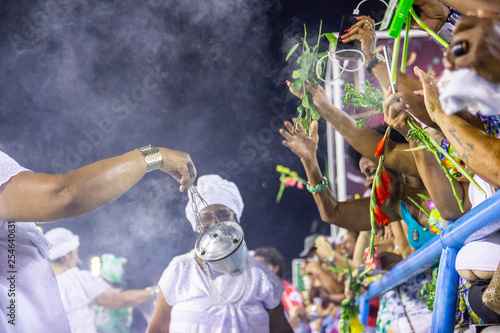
[286,43,301,61]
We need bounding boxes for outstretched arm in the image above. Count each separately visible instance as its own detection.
[415,66,500,188]
[287,81,420,178]
[0,147,196,222]
[383,90,470,219]
[281,120,386,231]
[340,15,436,128]
[93,287,154,309]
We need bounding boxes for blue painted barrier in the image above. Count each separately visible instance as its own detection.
[359,190,500,332]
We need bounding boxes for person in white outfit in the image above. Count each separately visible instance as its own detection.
[46,227,159,333]
[0,146,196,333]
[146,174,293,333]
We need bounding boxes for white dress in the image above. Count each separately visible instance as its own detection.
[158,249,284,333]
[56,267,111,333]
[0,151,71,332]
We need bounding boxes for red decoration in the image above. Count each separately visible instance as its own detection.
[374,136,386,157]
[373,206,390,226]
[375,170,393,206]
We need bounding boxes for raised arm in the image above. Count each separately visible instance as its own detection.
[0,147,196,222]
[280,120,393,231]
[415,66,500,188]
[340,15,436,128]
[287,81,419,177]
[383,90,470,219]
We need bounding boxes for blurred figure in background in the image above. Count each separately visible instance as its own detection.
[95,253,154,333]
[46,228,158,333]
[254,247,311,333]
[299,234,345,333]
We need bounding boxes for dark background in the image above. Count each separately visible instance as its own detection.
[0,0,430,288]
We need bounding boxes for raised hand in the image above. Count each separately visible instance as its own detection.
[339,15,377,66]
[383,91,411,136]
[444,16,500,83]
[413,66,446,122]
[286,80,333,116]
[412,0,450,32]
[280,119,319,162]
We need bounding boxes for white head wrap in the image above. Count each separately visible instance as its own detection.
[45,227,80,261]
[438,69,500,116]
[185,174,244,231]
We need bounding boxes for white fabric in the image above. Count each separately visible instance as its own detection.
[185,175,244,231]
[0,151,71,332]
[158,249,284,333]
[438,68,500,115]
[456,173,499,272]
[389,313,432,333]
[45,227,80,260]
[468,174,495,210]
[456,231,500,271]
[56,267,111,333]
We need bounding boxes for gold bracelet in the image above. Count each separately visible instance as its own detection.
[137,145,163,172]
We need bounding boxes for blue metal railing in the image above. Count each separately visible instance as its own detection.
[359,190,500,333]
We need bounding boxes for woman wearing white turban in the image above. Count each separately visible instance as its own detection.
[147,175,293,333]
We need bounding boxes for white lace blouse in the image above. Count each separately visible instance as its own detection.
[158,249,284,333]
[0,151,71,332]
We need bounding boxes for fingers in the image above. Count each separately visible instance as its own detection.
[354,15,375,28]
[382,92,404,111]
[286,79,297,94]
[179,160,197,192]
[414,66,432,88]
[304,80,319,95]
[341,25,372,44]
[281,140,293,149]
[168,152,197,192]
[295,119,305,132]
[413,89,424,96]
[286,80,304,98]
[385,102,408,125]
[393,109,411,130]
[342,16,375,39]
[279,127,293,142]
[310,120,319,138]
[283,120,294,133]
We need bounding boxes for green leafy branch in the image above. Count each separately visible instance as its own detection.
[418,266,439,311]
[286,22,337,133]
[342,80,384,128]
[406,119,486,212]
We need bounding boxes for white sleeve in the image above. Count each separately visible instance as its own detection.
[0,151,30,186]
[252,258,284,310]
